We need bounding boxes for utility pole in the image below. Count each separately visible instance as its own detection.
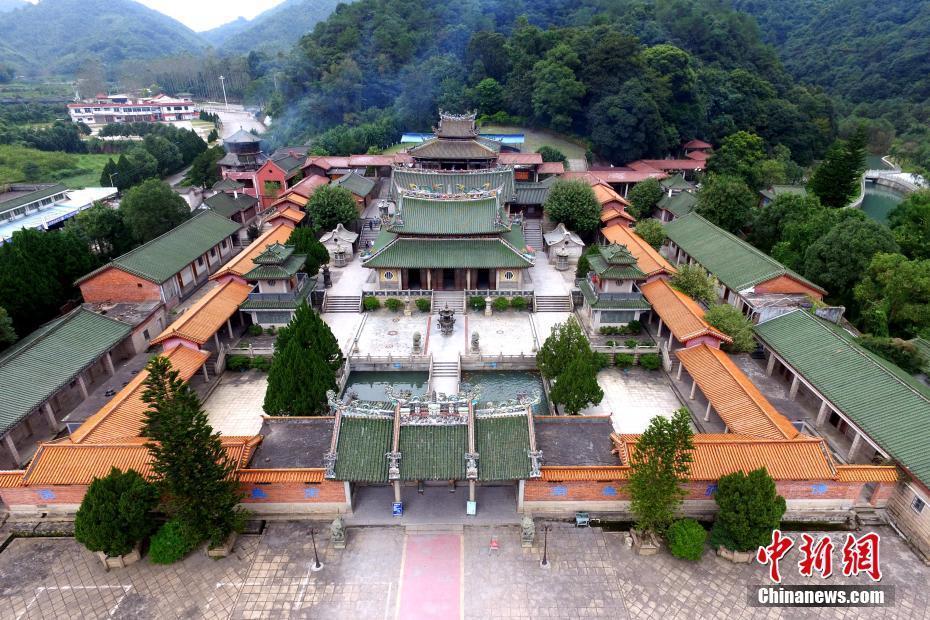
[219,75,228,112]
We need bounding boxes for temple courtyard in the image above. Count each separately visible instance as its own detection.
[0,522,923,619]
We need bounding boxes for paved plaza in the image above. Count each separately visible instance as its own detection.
[580,367,685,433]
[203,371,268,436]
[0,522,925,619]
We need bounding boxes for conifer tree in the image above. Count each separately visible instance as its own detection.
[141,356,243,547]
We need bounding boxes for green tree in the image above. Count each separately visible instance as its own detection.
[306,185,358,232]
[706,131,766,189]
[696,174,755,233]
[536,145,567,164]
[667,518,707,561]
[857,335,926,373]
[543,179,601,235]
[670,264,716,305]
[123,146,159,186]
[628,409,694,534]
[120,179,191,243]
[803,216,899,307]
[888,191,930,260]
[748,193,822,254]
[287,227,330,276]
[470,77,504,115]
[537,317,596,379]
[141,356,244,550]
[808,128,867,208]
[627,178,664,220]
[548,355,603,415]
[186,146,224,188]
[207,128,219,143]
[531,45,585,131]
[69,202,134,259]
[99,158,118,188]
[74,467,158,557]
[634,218,666,249]
[854,252,930,338]
[264,303,342,416]
[704,304,756,352]
[710,468,786,552]
[143,134,183,175]
[0,306,16,351]
[587,80,668,163]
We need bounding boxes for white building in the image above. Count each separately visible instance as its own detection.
[67,94,197,125]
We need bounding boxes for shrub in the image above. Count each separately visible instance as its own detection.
[415,298,431,313]
[246,324,263,336]
[599,326,621,335]
[264,326,276,336]
[667,519,707,561]
[250,356,271,372]
[710,468,786,552]
[469,296,486,311]
[639,353,662,370]
[148,518,202,565]
[575,252,592,278]
[624,320,642,335]
[615,353,635,368]
[362,296,381,311]
[226,355,252,372]
[492,297,510,312]
[510,296,528,311]
[670,265,716,305]
[858,336,925,374]
[704,304,756,353]
[624,338,638,348]
[74,467,158,557]
[384,297,403,312]
[605,340,616,347]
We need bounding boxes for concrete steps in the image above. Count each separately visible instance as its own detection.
[359,219,381,250]
[431,291,465,314]
[323,295,362,313]
[430,362,459,378]
[534,294,573,312]
[523,220,544,251]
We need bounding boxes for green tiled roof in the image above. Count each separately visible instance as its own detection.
[475,415,531,481]
[203,191,257,218]
[363,236,533,269]
[660,174,695,192]
[212,178,244,191]
[657,191,696,217]
[393,168,515,201]
[408,137,499,160]
[579,279,651,310]
[332,416,393,482]
[910,338,930,375]
[664,213,825,294]
[760,185,807,202]
[269,153,304,178]
[388,195,506,235]
[239,277,315,310]
[0,184,68,215]
[242,254,305,280]
[334,172,376,197]
[588,244,644,280]
[398,424,467,480]
[754,310,930,487]
[513,182,550,205]
[78,211,239,285]
[502,222,529,252]
[0,308,131,436]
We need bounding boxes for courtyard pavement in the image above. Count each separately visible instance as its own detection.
[0,522,924,619]
[581,367,685,433]
[203,371,268,436]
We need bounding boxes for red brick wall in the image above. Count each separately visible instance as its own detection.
[80,267,161,304]
[239,480,347,505]
[256,163,287,210]
[0,485,88,508]
[755,275,824,300]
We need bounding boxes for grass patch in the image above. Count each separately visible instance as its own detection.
[56,153,114,188]
[479,124,588,161]
[0,145,111,188]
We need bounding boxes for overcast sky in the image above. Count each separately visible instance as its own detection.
[136,0,289,32]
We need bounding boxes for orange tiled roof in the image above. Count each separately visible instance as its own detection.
[538,161,564,175]
[540,466,628,481]
[0,470,25,487]
[592,182,631,207]
[69,346,209,444]
[211,223,294,280]
[269,206,306,224]
[23,436,261,485]
[640,279,731,344]
[614,433,837,480]
[602,225,676,277]
[836,465,899,483]
[675,345,798,440]
[237,469,326,483]
[600,205,635,224]
[150,280,252,347]
[271,193,309,209]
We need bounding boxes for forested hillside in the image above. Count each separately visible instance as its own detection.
[0,0,207,77]
[266,0,835,166]
[204,0,345,54]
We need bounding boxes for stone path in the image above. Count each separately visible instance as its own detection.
[397,534,462,619]
[581,367,685,433]
[1,523,926,619]
[203,370,267,436]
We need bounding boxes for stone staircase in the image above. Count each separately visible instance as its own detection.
[429,356,460,395]
[359,219,381,250]
[533,293,573,312]
[322,294,362,313]
[523,219,544,251]
[431,291,465,314]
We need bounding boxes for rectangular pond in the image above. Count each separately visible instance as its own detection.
[461,370,549,415]
[343,371,428,402]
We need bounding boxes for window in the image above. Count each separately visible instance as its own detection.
[221,239,227,249]
[268,280,277,286]
[210,248,216,258]
[913,495,926,514]
[143,329,150,340]
[503,271,515,280]
[383,271,394,281]
[600,310,636,324]
[197,257,204,266]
